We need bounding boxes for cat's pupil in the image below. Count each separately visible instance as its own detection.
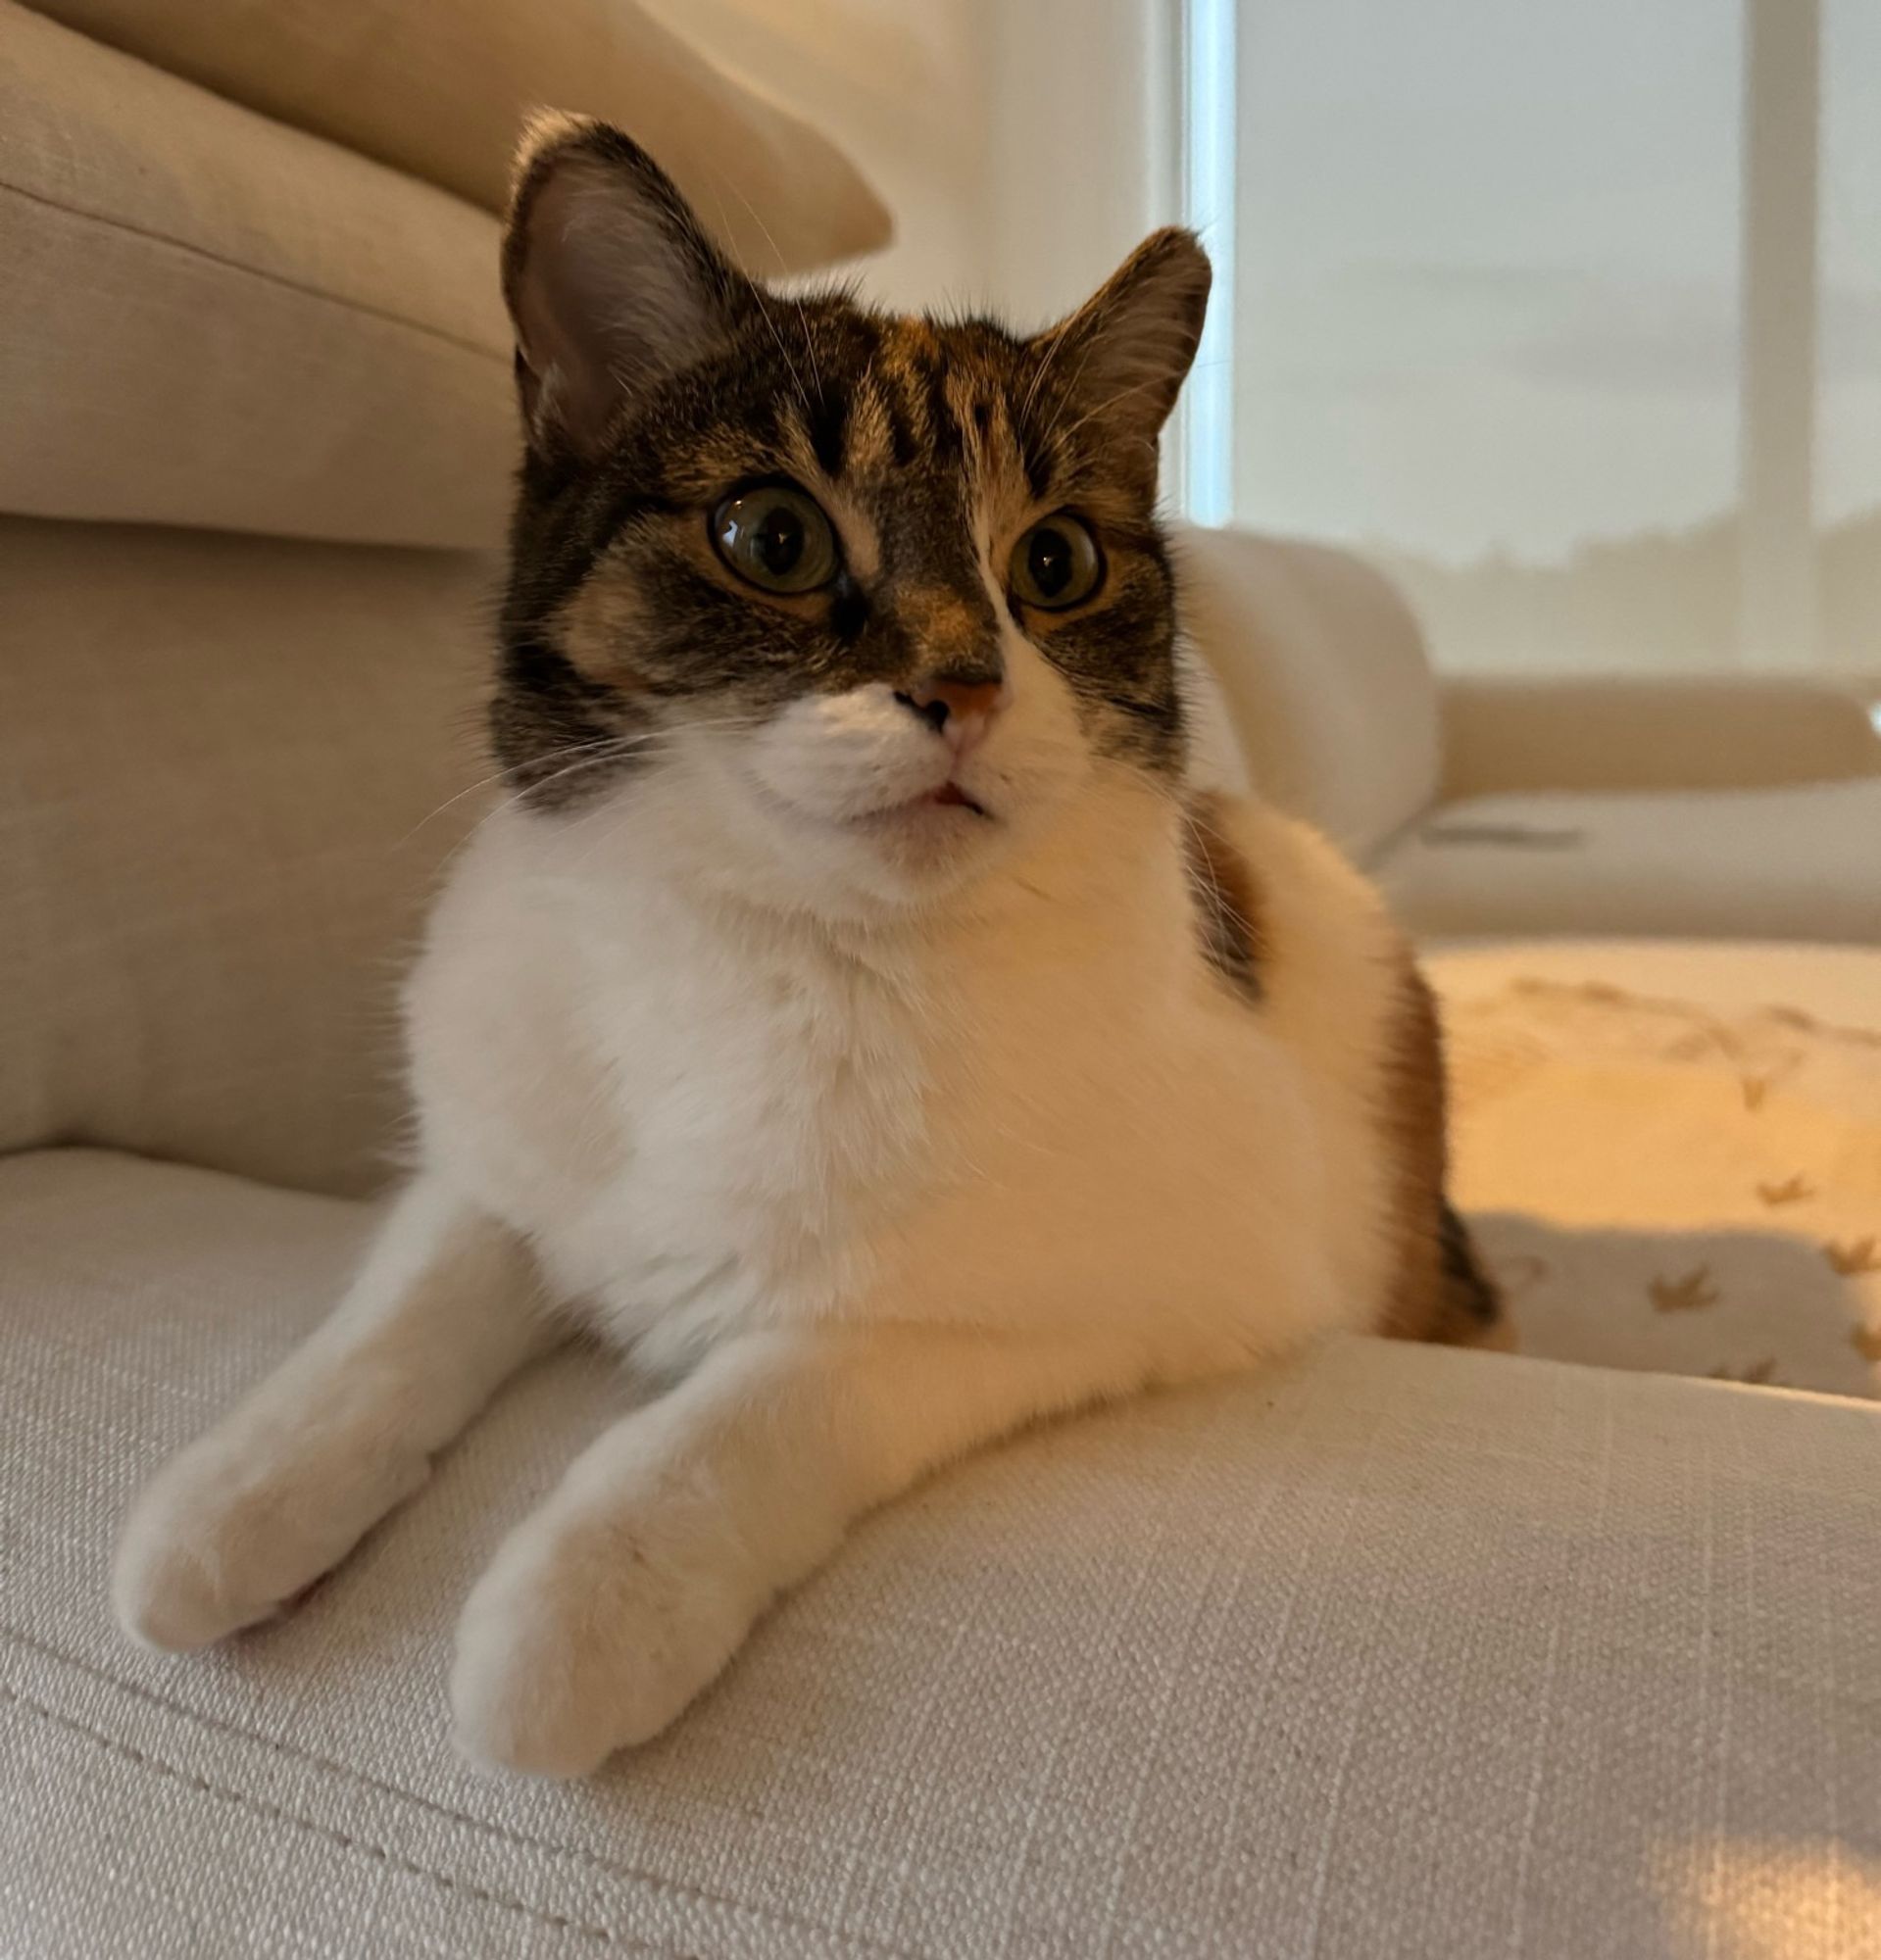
[1028,527,1071,597]
[754,504,804,576]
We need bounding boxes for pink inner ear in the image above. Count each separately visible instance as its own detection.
[512,161,726,456]
[1031,230,1212,445]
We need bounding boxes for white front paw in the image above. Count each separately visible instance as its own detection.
[450,1507,757,1778]
[113,1424,427,1652]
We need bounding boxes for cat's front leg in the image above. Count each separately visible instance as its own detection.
[114,1174,550,1651]
[450,1323,1152,1778]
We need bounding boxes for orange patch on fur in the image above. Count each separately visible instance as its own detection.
[554,572,645,683]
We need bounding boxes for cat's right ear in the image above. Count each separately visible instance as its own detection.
[502,113,754,461]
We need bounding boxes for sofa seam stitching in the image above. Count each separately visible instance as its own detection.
[0,1680,681,1954]
[0,1629,919,1960]
[0,176,509,366]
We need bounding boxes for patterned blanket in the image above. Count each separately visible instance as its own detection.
[1447,977,1881,1398]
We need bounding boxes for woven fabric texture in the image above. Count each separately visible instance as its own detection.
[24,0,890,264]
[0,517,488,1195]
[0,3,516,548]
[5,1148,1879,1958]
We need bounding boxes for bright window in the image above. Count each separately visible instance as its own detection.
[1180,0,1875,675]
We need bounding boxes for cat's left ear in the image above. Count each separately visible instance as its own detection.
[1031,229,1212,445]
[502,113,756,461]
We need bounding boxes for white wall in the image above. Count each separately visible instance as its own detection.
[644,0,992,310]
[650,0,1179,330]
[981,0,1182,329]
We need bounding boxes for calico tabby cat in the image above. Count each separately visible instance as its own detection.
[114,115,1500,1777]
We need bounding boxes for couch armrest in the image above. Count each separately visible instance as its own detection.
[1175,526,1442,859]
[1440,674,1881,801]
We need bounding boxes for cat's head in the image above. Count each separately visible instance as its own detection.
[495,115,1209,918]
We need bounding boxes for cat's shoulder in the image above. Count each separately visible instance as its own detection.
[1174,787,1406,1021]
[1181,788,1394,934]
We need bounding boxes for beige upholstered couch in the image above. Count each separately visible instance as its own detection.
[1178,537,1881,945]
[5,9,1880,1956]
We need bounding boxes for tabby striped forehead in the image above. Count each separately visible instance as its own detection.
[790,314,1055,500]
[646,301,1156,555]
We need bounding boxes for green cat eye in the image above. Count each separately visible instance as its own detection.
[712,483,840,595]
[1009,513,1104,611]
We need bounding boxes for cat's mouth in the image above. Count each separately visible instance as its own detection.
[744,768,996,838]
[925,782,989,816]
[853,781,992,826]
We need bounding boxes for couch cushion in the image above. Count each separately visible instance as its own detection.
[1440,675,1881,800]
[1174,527,1442,862]
[0,517,486,1197]
[7,1147,1880,1958]
[1378,778,1881,945]
[24,0,889,272]
[0,2,516,548]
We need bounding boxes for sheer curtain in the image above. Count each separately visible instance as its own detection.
[1177,0,1879,676]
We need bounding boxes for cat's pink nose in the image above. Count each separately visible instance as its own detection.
[895,673,1005,747]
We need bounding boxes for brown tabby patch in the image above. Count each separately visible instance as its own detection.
[1377,962,1504,1345]
[1182,792,1266,1005]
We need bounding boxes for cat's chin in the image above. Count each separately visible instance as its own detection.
[801,795,1002,881]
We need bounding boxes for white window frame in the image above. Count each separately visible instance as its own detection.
[1176,0,1239,527]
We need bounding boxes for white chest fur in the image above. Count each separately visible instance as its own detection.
[406,793,1397,1379]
